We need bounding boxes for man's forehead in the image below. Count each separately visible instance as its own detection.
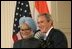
[20,23,29,29]
[38,16,46,21]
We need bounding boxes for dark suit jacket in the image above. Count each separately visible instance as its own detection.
[40,28,68,48]
[13,37,41,48]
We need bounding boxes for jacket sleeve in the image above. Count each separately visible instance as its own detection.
[13,41,21,48]
[52,30,68,48]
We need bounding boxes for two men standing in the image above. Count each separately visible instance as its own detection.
[13,13,68,48]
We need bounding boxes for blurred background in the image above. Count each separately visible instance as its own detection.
[1,1,71,48]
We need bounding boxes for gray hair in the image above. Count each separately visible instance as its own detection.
[38,13,53,22]
[19,17,37,33]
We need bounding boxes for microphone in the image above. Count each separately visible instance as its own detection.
[34,30,44,39]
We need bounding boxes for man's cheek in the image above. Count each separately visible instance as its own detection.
[41,27,45,31]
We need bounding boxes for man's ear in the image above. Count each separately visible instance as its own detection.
[48,20,53,25]
[50,21,53,26]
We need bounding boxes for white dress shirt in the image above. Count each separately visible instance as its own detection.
[44,27,53,40]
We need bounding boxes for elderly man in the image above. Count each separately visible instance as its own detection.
[34,13,68,48]
[13,17,41,48]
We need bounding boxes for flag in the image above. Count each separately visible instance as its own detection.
[12,1,31,42]
[35,1,50,14]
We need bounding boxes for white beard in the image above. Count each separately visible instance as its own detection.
[21,32,34,39]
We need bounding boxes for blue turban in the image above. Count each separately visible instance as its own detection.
[19,17,37,33]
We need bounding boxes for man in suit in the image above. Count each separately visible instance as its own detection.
[34,13,68,48]
[13,17,41,48]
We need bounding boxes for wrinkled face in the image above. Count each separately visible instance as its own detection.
[37,16,52,33]
[20,23,32,38]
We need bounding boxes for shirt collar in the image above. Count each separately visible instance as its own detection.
[44,26,53,40]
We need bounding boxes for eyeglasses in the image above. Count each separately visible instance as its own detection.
[20,28,31,31]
